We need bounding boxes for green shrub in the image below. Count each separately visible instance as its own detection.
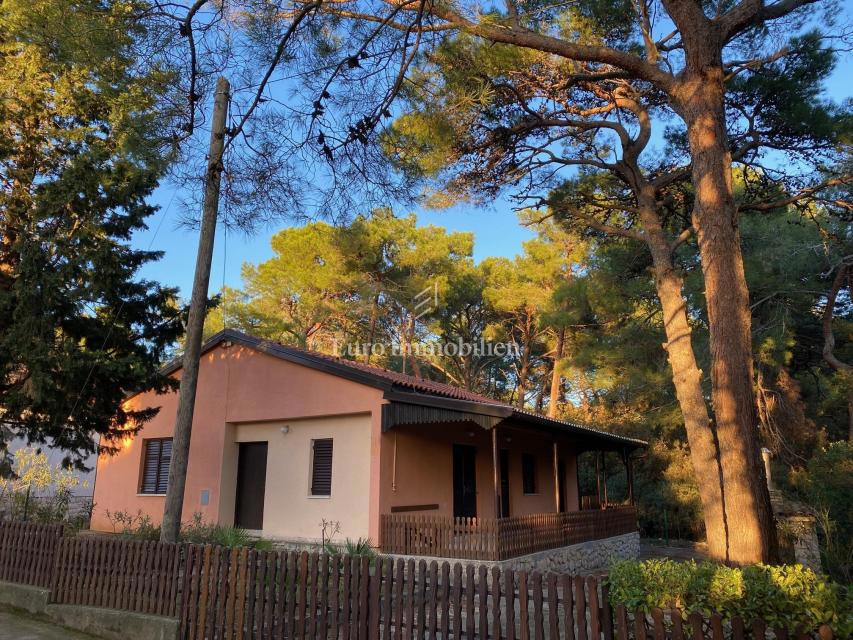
[607,559,850,636]
[323,537,376,559]
[181,513,272,549]
[104,511,272,548]
[791,441,853,582]
[104,509,160,540]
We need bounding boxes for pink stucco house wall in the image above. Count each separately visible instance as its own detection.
[91,330,644,548]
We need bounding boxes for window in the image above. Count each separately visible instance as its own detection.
[140,438,172,494]
[522,453,537,494]
[310,438,334,496]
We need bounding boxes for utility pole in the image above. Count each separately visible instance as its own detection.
[161,76,229,542]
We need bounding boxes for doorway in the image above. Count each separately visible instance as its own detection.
[234,441,268,530]
[452,444,477,518]
[499,448,510,518]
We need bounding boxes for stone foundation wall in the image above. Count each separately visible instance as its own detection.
[386,531,640,575]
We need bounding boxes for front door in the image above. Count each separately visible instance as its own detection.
[452,444,477,518]
[499,448,510,518]
[234,442,268,530]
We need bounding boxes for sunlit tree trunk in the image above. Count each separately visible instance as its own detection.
[548,327,565,418]
[638,190,729,560]
[676,70,776,564]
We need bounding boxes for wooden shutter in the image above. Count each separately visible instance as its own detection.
[156,439,172,493]
[311,438,333,496]
[140,438,172,494]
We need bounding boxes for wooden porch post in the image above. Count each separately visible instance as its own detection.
[492,427,501,518]
[624,449,635,505]
[595,452,602,508]
[601,451,608,506]
[552,442,560,512]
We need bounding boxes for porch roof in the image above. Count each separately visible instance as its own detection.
[171,330,646,452]
[381,390,646,452]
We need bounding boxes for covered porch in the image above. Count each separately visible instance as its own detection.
[377,391,645,560]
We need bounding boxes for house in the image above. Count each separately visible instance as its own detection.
[91,330,645,563]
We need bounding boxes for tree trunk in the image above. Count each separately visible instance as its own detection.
[548,327,565,418]
[639,193,728,560]
[403,313,422,377]
[161,77,230,543]
[365,292,380,364]
[516,339,530,409]
[678,72,776,564]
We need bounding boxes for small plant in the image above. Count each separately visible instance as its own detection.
[105,509,160,540]
[323,536,377,559]
[320,518,341,547]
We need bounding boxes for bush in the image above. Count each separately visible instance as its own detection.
[104,511,272,548]
[791,441,853,582]
[323,537,376,559]
[105,509,160,540]
[181,513,272,549]
[606,559,850,636]
[0,448,90,527]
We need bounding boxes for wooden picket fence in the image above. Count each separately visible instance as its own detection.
[180,545,837,640]
[0,521,840,639]
[0,521,64,587]
[380,507,639,561]
[51,535,183,617]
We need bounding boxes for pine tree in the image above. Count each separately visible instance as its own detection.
[0,0,183,468]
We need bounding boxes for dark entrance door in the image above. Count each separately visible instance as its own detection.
[499,448,511,518]
[558,458,567,513]
[234,442,268,530]
[452,444,477,518]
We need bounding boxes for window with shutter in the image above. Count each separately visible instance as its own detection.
[310,438,333,496]
[140,438,172,494]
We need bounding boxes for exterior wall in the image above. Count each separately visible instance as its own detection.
[91,343,385,539]
[380,422,581,519]
[224,415,372,542]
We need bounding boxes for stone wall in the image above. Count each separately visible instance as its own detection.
[385,531,640,575]
[780,515,822,573]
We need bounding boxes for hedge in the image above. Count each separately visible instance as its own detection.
[606,559,851,636]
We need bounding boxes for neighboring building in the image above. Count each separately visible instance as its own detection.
[91,330,645,565]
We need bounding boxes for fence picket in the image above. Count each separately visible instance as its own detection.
[519,570,530,640]
[574,576,587,640]
[588,577,601,640]
[439,562,450,640]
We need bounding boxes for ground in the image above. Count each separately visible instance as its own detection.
[0,608,100,640]
[640,538,710,562]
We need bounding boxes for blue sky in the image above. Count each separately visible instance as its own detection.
[132,13,853,299]
[132,192,535,297]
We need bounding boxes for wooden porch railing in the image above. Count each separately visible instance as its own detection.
[379,506,638,560]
